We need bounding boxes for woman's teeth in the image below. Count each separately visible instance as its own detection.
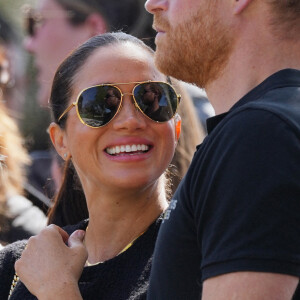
[106,144,149,155]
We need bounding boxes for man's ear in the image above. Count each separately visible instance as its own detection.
[85,13,107,36]
[233,0,253,15]
[174,113,181,142]
[48,122,69,160]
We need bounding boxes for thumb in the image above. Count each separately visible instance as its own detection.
[67,230,87,279]
[68,230,86,248]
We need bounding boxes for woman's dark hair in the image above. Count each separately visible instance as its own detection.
[47,159,87,226]
[56,0,156,49]
[48,32,154,225]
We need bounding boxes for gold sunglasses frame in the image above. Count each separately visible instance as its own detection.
[58,80,181,128]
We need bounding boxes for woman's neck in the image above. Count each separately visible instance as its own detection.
[83,182,168,264]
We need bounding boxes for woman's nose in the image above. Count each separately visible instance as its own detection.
[112,95,147,131]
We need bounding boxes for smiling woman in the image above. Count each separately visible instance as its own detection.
[0,32,182,300]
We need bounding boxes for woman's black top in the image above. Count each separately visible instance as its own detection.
[0,217,162,300]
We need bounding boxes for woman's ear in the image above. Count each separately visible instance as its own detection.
[174,113,181,142]
[48,122,69,160]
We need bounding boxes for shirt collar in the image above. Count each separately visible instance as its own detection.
[206,68,300,134]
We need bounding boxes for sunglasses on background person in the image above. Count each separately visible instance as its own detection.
[22,4,74,37]
[58,81,181,128]
[22,3,92,37]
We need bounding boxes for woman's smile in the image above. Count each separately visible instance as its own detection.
[105,144,150,155]
[103,136,154,163]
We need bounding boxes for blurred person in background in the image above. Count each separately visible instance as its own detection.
[23,0,157,108]
[0,100,47,246]
[0,15,47,246]
[0,11,26,120]
[0,10,52,215]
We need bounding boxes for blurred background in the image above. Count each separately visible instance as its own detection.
[0,0,50,152]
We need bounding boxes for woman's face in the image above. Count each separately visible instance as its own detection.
[61,43,177,193]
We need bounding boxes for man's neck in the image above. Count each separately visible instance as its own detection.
[204,37,300,115]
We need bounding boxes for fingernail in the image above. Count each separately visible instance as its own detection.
[74,230,85,239]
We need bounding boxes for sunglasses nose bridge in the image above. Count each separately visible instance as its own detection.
[121,92,140,110]
[122,92,133,97]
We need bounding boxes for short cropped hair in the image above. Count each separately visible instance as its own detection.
[267,0,300,39]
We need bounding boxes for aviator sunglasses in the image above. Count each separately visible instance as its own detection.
[58,81,181,128]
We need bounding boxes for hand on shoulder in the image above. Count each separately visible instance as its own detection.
[15,225,87,299]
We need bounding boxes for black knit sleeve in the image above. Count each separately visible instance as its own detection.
[0,240,27,299]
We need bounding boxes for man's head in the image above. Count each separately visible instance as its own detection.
[145,0,300,89]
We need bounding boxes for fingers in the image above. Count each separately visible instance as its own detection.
[68,230,85,247]
[48,224,70,244]
[15,226,68,275]
[14,226,87,298]
[68,230,88,266]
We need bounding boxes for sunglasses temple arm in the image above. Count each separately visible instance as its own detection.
[165,77,181,102]
[58,103,76,122]
[166,76,173,85]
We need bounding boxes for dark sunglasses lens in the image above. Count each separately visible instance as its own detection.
[25,16,35,36]
[134,82,178,122]
[78,86,121,127]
